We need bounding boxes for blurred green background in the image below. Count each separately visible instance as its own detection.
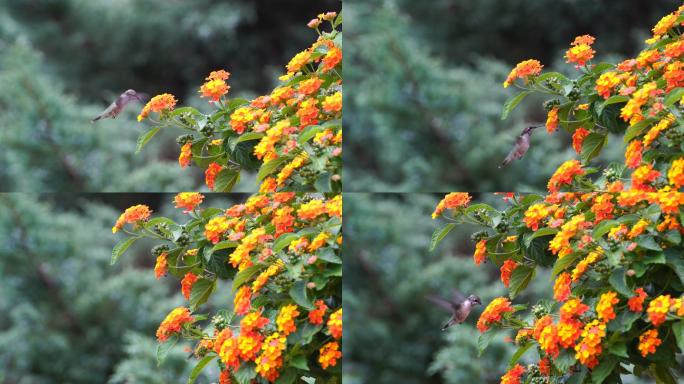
[0,193,247,383]
[0,0,339,192]
[344,0,680,192]
[343,193,679,384]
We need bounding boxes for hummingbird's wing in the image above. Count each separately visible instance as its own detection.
[135,92,150,103]
[425,294,456,313]
[450,289,466,310]
[92,101,118,122]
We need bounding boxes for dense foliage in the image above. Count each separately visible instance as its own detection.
[344,0,676,192]
[112,193,342,383]
[0,1,339,192]
[134,13,342,193]
[0,194,202,383]
[433,6,684,383]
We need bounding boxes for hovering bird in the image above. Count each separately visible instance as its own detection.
[92,89,148,122]
[426,290,482,331]
[499,125,542,168]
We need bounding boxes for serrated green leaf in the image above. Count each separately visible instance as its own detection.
[581,133,606,163]
[213,169,240,192]
[608,268,631,296]
[298,125,325,144]
[673,321,684,352]
[552,252,580,276]
[111,236,140,265]
[274,233,300,253]
[593,220,619,239]
[429,223,456,251]
[289,280,313,310]
[664,87,684,107]
[624,118,656,143]
[135,127,161,153]
[189,279,216,311]
[477,330,496,357]
[289,354,309,371]
[234,363,257,384]
[508,342,533,368]
[524,227,559,247]
[509,266,535,299]
[157,335,178,366]
[257,156,290,181]
[597,95,628,116]
[232,264,261,291]
[591,356,617,384]
[501,91,531,120]
[187,355,215,384]
[608,342,629,358]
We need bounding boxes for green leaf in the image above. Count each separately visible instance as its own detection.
[234,131,264,144]
[234,363,257,384]
[624,118,656,143]
[581,133,607,163]
[508,266,535,299]
[429,223,456,251]
[650,364,677,384]
[316,248,342,264]
[593,220,619,239]
[477,330,496,357]
[289,354,309,371]
[213,168,240,192]
[211,240,238,253]
[274,233,300,253]
[508,342,533,368]
[597,95,628,116]
[232,264,261,291]
[637,236,661,251]
[501,91,531,120]
[289,280,313,310]
[672,321,684,352]
[298,125,326,144]
[554,350,576,372]
[225,98,250,111]
[666,249,684,284]
[274,369,297,384]
[257,156,289,181]
[523,227,558,247]
[156,335,178,366]
[664,87,684,107]
[135,127,161,154]
[189,279,216,311]
[111,236,140,265]
[536,71,569,84]
[552,252,580,276]
[608,342,629,358]
[566,367,588,384]
[591,356,617,384]
[187,355,216,384]
[608,268,631,296]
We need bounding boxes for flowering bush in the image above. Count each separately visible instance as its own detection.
[432,6,684,384]
[112,192,342,383]
[135,12,342,193]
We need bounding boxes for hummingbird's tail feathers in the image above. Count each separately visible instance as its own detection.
[499,157,511,168]
[441,320,452,331]
[91,115,102,123]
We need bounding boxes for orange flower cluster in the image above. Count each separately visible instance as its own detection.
[638,329,662,357]
[112,204,152,233]
[255,332,287,382]
[204,216,230,244]
[553,273,572,302]
[503,59,543,88]
[596,291,619,322]
[309,299,329,325]
[234,286,252,316]
[473,239,487,265]
[500,259,518,288]
[178,142,192,168]
[205,162,223,191]
[565,35,595,67]
[500,364,525,384]
[252,261,283,293]
[156,307,194,342]
[319,341,342,369]
[200,69,231,102]
[545,107,559,133]
[572,127,589,154]
[174,192,204,213]
[328,308,342,339]
[276,304,300,336]
[154,252,168,279]
[432,192,471,218]
[547,160,585,193]
[138,93,177,122]
[647,294,672,326]
[477,297,515,332]
[628,288,648,312]
[181,272,199,300]
[574,320,606,368]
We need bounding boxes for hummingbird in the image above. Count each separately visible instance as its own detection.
[499,125,542,168]
[92,89,148,122]
[426,290,482,331]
